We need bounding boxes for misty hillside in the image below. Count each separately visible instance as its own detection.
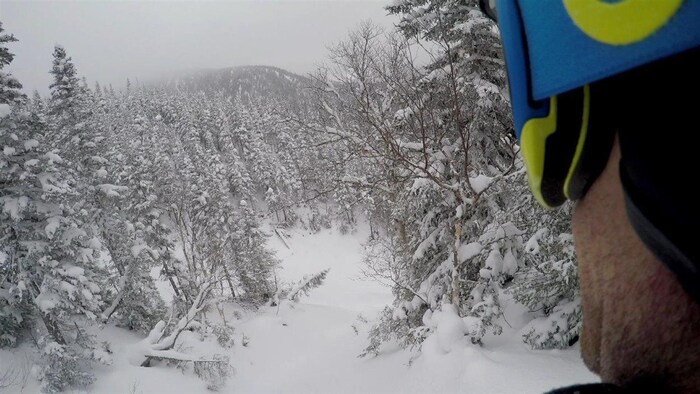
[159,65,313,102]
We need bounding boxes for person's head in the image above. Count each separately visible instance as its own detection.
[481,1,700,390]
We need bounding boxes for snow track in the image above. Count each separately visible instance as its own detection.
[229,223,598,393]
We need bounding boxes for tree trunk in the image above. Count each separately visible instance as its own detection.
[451,221,462,306]
[222,264,237,298]
[161,260,182,298]
[41,313,66,345]
[29,282,66,345]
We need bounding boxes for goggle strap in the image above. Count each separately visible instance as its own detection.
[564,84,616,201]
[521,87,587,208]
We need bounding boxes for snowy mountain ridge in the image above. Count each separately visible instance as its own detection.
[155,65,313,102]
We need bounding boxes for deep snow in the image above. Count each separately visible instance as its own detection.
[0,222,598,393]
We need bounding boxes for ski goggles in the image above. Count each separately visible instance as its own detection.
[480,0,700,207]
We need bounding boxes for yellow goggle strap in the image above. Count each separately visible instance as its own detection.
[564,84,616,201]
[520,86,590,208]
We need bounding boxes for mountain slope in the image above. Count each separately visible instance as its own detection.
[159,65,313,101]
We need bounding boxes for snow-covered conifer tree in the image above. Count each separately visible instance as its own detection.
[1,92,103,392]
[0,22,23,105]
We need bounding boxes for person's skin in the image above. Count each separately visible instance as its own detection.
[572,136,700,392]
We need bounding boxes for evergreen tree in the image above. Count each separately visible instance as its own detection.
[0,98,102,390]
[49,46,81,120]
[0,22,23,105]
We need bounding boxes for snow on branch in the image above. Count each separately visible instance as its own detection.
[129,278,216,364]
[97,184,128,198]
[125,275,233,390]
[287,269,329,302]
[271,269,330,306]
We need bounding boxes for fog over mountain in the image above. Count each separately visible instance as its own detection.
[161,65,312,100]
[1,0,397,95]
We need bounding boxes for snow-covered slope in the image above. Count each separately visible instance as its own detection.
[230,222,598,394]
[0,222,598,393]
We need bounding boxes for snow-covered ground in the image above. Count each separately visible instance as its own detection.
[0,222,598,393]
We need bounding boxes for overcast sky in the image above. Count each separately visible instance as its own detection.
[1,1,398,95]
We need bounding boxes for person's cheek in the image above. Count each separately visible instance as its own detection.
[571,136,622,374]
[572,202,603,374]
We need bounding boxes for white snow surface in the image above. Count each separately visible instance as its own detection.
[98,184,128,198]
[3,146,16,156]
[24,139,39,150]
[95,167,108,178]
[0,103,10,118]
[44,216,61,239]
[526,228,548,255]
[0,221,597,393]
[44,151,63,164]
[469,174,493,194]
[458,241,483,263]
